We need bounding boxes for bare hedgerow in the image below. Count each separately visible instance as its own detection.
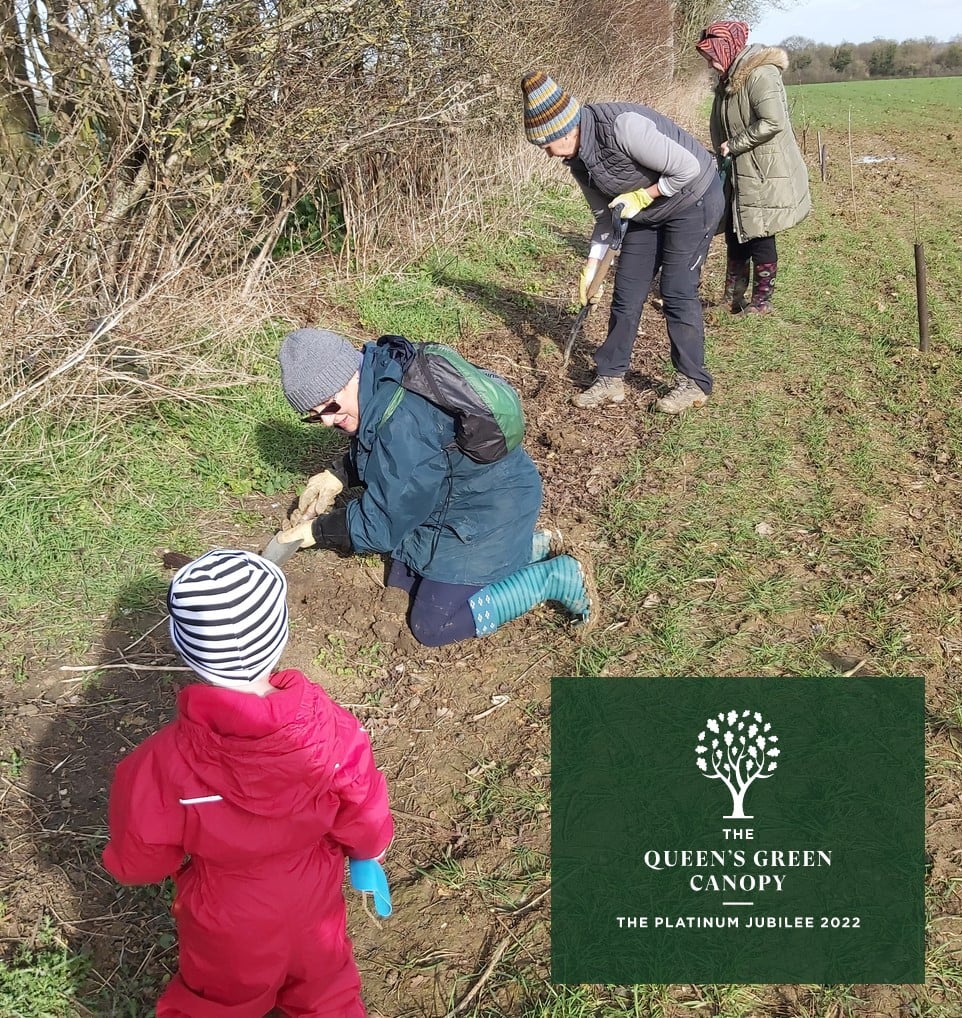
[0,0,497,418]
[0,0,731,422]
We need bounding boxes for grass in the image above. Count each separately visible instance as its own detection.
[0,920,89,1018]
[0,381,342,646]
[789,76,962,132]
[2,76,961,1017]
[313,635,388,680]
[458,759,550,828]
[352,183,587,345]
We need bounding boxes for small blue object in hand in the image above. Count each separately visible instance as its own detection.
[349,858,393,917]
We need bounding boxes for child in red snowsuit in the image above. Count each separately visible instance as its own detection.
[103,548,394,1018]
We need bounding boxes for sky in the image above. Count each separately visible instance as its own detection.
[749,0,961,46]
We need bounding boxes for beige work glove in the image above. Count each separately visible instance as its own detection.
[276,520,316,549]
[288,469,344,527]
[579,259,604,305]
[276,510,350,553]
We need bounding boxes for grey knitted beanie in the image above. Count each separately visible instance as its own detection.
[278,328,363,414]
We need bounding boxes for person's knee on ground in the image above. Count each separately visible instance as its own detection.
[407,577,482,647]
[382,559,417,615]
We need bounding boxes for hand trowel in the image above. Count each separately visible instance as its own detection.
[260,532,303,566]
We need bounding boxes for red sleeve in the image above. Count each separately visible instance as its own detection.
[101,729,188,885]
[327,705,394,859]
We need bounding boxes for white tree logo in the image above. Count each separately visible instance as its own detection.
[695,709,780,819]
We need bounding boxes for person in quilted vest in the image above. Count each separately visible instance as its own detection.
[521,71,725,415]
[696,21,812,313]
[103,548,394,1017]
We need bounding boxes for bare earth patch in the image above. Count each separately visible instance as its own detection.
[2,127,961,1014]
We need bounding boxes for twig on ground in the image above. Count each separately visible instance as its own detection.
[501,884,550,917]
[358,893,384,929]
[446,934,512,1016]
[122,617,168,652]
[61,663,192,674]
[132,942,158,982]
[842,659,868,677]
[471,695,510,722]
[485,353,549,376]
[514,652,550,685]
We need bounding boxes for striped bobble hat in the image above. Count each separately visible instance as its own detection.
[521,71,581,146]
[168,549,289,685]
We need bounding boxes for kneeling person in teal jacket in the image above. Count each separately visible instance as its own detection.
[276,328,593,646]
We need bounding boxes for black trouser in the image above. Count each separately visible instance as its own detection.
[385,559,480,647]
[595,175,725,395]
[724,217,777,265]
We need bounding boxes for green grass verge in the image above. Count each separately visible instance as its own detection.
[0,921,89,1018]
[2,77,960,1017]
[1,372,342,653]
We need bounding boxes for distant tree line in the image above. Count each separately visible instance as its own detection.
[774,36,962,84]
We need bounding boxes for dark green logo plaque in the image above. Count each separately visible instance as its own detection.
[551,678,924,984]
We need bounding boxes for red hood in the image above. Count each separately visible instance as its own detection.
[173,669,338,818]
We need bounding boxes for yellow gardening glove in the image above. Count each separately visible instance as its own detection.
[609,188,654,220]
[276,520,316,549]
[578,259,603,305]
[291,469,344,525]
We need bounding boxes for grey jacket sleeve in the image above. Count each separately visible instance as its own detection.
[613,112,702,197]
[568,161,618,257]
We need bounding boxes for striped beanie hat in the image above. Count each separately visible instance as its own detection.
[695,21,750,75]
[521,71,581,146]
[168,549,289,685]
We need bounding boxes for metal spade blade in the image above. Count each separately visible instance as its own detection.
[260,533,302,566]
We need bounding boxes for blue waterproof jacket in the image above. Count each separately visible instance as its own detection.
[344,337,542,585]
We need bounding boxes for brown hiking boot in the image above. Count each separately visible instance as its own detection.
[653,375,708,415]
[571,376,625,409]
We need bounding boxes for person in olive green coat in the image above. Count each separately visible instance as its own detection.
[696,21,811,313]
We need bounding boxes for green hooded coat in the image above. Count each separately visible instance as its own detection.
[710,45,812,242]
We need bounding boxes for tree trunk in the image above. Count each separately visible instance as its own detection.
[725,785,752,819]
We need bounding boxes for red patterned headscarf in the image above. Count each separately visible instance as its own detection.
[695,21,750,75]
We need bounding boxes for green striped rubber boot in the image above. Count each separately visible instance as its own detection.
[469,555,592,636]
[530,528,564,562]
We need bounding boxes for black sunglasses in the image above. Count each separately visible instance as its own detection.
[301,400,340,424]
